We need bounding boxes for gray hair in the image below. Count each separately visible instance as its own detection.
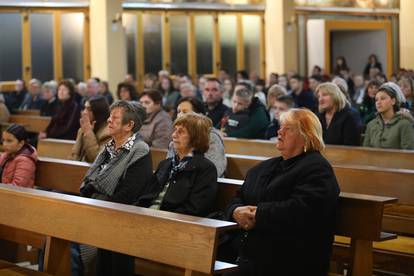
[29,78,41,87]
[234,87,253,101]
[110,100,146,133]
[332,77,348,94]
[42,81,57,95]
[180,82,196,93]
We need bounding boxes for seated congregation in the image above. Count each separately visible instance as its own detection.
[2,58,414,150]
[1,62,414,276]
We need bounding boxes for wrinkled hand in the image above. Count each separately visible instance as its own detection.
[233,205,257,231]
[80,112,95,133]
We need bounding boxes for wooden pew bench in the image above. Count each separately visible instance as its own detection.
[0,184,238,276]
[35,151,414,236]
[0,179,397,276]
[37,139,75,159]
[26,148,414,274]
[223,137,414,170]
[0,259,51,275]
[36,137,414,172]
[33,158,411,274]
[13,109,41,116]
[9,115,51,133]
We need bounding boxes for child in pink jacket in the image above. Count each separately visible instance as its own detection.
[0,124,37,187]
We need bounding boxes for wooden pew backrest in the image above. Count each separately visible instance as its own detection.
[223,137,414,170]
[9,115,51,133]
[37,139,75,160]
[0,184,237,275]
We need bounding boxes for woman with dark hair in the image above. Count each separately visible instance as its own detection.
[39,80,81,140]
[334,56,349,75]
[98,81,114,105]
[0,124,37,187]
[158,76,179,112]
[359,79,381,124]
[71,95,111,162]
[170,97,226,177]
[363,54,383,78]
[136,112,217,217]
[139,89,172,149]
[116,82,139,101]
[364,82,414,149]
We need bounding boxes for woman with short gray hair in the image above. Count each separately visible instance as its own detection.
[80,100,153,276]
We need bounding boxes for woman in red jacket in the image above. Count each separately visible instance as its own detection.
[0,124,37,187]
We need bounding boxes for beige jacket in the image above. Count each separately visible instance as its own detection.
[139,108,172,149]
[70,124,111,163]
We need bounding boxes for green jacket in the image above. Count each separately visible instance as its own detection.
[363,114,414,150]
[227,98,270,139]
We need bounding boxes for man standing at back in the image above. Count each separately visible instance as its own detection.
[203,78,229,127]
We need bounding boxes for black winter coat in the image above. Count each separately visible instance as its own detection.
[138,152,218,217]
[224,151,340,276]
[46,99,81,140]
[318,106,361,146]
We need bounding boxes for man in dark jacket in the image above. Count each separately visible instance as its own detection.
[224,85,269,139]
[203,77,229,127]
[289,74,317,112]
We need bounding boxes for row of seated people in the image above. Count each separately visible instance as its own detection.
[3,79,414,158]
[0,103,339,276]
[4,69,414,150]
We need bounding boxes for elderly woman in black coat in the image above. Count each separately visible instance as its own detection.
[223,108,340,276]
[137,112,217,217]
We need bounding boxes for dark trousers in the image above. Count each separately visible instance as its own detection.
[96,249,134,276]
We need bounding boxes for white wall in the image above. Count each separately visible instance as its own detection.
[307,19,325,76]
[331,30,387,75]
[400,0,414,69]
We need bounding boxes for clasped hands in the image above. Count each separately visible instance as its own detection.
[233,205,257,231]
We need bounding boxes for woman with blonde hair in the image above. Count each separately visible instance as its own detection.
[317,82,361,145]
[222,108,340,275]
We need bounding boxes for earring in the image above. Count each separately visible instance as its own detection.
[303,145,307,153]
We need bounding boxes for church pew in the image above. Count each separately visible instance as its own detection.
[32,156,414,274]
[9,115,51,133]
[0,184,238,276]
[37,139,75,159]
[224,153,414,235]
[223,137,414,170]
[0,180,397,276]
[14,109,41,116]
[0,81,17,92]
[37,137,414,172]
[35,153,414,237]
